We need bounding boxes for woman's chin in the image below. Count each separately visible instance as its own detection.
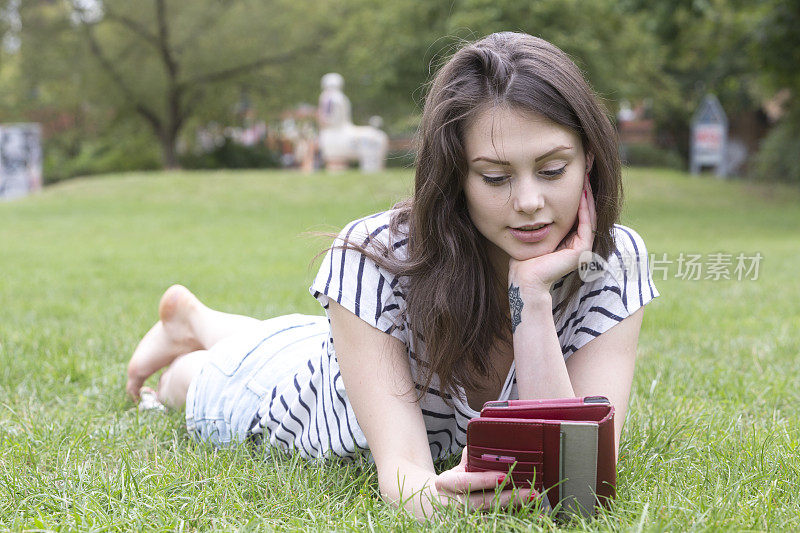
[509,249,553,262]
[507,241,558,261]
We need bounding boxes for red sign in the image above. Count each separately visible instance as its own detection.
[694,124,723,152]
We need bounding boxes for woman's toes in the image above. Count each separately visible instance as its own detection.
[138,387,166,412]
[126,376,144,400]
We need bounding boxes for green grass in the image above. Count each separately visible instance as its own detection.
[1,168,799,531]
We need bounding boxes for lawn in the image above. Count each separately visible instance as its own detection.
[1,168,799,531]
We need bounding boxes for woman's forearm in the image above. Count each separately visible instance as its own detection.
[511,287,575,399]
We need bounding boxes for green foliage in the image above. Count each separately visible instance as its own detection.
[749,0,800,185]
[751,114,800,185]
[1,1,90,115]
[1,168,799,529]
[179,138,281,170]
[621,144,684,170]
[754,0,800,95]
[445,0,664,104]
[43,131,161,184]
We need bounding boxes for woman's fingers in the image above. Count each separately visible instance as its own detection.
[576,180,593,247]
[586,177,597,231]
[455,445,469,468]
[435,469,506,494]
[435,453,545,512]
[447,448,467,474]
[463,486,541,511]
[464,488,515,509]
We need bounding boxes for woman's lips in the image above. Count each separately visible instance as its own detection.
[509,223,551,243]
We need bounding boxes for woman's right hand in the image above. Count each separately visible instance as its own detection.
[433,448,540,511]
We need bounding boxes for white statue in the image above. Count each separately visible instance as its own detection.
[318,73,388,172]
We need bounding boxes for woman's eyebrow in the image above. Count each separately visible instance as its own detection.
[471,145,573,164]
[534,145,573,161]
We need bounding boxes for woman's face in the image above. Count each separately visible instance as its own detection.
[462,106,589,267]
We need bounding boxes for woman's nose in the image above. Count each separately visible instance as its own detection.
[512,177,545,214]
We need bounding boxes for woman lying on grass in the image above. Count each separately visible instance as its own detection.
[126,32,658,519]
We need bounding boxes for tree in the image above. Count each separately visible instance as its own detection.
[66,0,324,168]
[444,0,665,105]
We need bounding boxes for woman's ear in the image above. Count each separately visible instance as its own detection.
[585,152,595,174]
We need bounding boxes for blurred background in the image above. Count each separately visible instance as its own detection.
[0,0,797,188]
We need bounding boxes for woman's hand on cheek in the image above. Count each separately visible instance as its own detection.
[509,174,597,295]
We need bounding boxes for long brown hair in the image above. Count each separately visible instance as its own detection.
[341,32,622,402]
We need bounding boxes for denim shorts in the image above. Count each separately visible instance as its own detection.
[184,313,328,447]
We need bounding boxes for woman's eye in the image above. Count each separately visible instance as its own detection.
[540,166,567,178]
[481,174,510,185]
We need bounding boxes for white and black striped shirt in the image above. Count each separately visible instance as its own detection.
[250,210,659,461]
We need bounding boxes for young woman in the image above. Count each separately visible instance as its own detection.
[126,32,658,518]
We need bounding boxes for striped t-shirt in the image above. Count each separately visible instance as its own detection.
[249,209,659,461]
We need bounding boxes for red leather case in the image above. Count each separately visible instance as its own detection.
[465,396,615,515]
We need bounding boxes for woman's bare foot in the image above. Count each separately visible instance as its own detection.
[126,285,204,400]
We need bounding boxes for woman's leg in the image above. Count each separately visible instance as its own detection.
[126,284,262,399]
[155,349,211,409]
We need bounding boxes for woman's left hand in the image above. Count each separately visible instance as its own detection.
[508,174,597,295]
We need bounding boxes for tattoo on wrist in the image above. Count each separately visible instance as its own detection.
[508,283,523,334]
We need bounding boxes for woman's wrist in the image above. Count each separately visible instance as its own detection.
[378,462,441,520]
[518,286,553,308]
[508,282,552,331]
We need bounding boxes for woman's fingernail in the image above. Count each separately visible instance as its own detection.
[584,190,588,199]
[528,490,539,502]
[497,474,506,484]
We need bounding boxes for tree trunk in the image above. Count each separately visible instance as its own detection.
[161,133,179,169]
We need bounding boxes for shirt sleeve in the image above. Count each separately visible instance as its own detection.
[309,213,408,346]
[557,224,659,359]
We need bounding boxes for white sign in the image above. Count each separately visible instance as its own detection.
[0,123,42,200]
